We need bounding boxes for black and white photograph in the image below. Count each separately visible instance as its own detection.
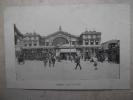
[4,4,130,89]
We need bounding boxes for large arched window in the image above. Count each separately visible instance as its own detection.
[52,37,69,46]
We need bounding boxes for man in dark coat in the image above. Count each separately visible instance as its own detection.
[75,55,82,70]
[48,54,52,67]
[43,56,47,68]
[51,55,56,67]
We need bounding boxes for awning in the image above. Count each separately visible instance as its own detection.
[60,49,76,53]
[22,46,54,49]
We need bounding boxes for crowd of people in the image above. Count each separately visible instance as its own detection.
[18,51,119,71]
[58,54,76,62]
[42,53,99,70]
[19,49,119,70]
[43,54,56,67]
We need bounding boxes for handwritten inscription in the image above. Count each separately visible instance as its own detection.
[56,83,81,86]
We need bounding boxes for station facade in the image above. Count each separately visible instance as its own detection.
[15,25,102,60]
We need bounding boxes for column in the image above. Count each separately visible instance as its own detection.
[94,47,96,56]
[82,47,85,60]
[56,49,58,57]
[83,47,85,60]
[59,49,61,57]
[88,39,90,45]
[94,39,95,45]
[87,47,89,58]
[99,39,101,45]
[91,48,93,57]
[89,48,91,58]
[83,40,85,45]
[37,41,39,46]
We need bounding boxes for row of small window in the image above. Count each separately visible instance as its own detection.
[84,35,100,39]
[24,37,38,40]
[24,43,37,47]
[85,40,99,45]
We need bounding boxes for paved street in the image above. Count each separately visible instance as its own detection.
[16,59,120,81]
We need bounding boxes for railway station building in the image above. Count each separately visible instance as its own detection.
[15,25,102,60]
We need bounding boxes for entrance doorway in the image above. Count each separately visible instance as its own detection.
[60,52,77,60]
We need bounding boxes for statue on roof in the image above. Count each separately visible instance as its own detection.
[33,30,36,34]
[85,28,88,32]
[59,26,62,31]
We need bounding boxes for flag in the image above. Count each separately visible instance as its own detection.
[14,24,23,45]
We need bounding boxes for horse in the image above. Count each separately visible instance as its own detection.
[18,57,25,64]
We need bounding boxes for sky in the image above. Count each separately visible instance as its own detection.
[4,4,130,43]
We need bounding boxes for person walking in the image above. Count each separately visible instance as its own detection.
[90,56,94,63]
[93,55,98,70]
[49,54,52,67]
[51,55,56,67]
[58,55,61,62]
[43,56,47,68]
[67,55,69,60]
[75,55,82,70]
[70,55,73,62]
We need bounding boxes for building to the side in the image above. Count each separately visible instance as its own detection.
[22,31,41,47]
[78,29,101,59]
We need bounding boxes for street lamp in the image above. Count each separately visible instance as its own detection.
[69,36,71,57]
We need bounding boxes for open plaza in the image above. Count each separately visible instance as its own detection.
[16,59,119,81]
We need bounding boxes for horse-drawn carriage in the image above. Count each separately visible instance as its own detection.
[18,54,25,64]
[108,43,119,63]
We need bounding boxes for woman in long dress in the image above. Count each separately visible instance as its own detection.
[92,55,98,70]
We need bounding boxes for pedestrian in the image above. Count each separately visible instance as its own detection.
[49,54,52,67]
[93,55,98,70]
[67,55,69,60]
[64,54,66,60]
[43,56,47,68]
[90,57,94,63]
[73,55,75,61]
[58,55,60,62]
[101,53,104,63]
[75,55,82,70]
[74,55,77,63]
[70,55,73,62]
[51,55,56,67]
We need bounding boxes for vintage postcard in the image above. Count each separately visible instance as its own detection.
[4,4,130,89]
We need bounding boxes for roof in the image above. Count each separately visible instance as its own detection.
[44,30,77,39]
[23,32,40,37]
[102,39,119,45]
[82,30,101,35]
[101,39,120,50]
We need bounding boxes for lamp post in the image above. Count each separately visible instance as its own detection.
[69,36,71,58]
[74,43,77,54]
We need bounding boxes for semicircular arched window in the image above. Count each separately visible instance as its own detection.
[52,37,69,46]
